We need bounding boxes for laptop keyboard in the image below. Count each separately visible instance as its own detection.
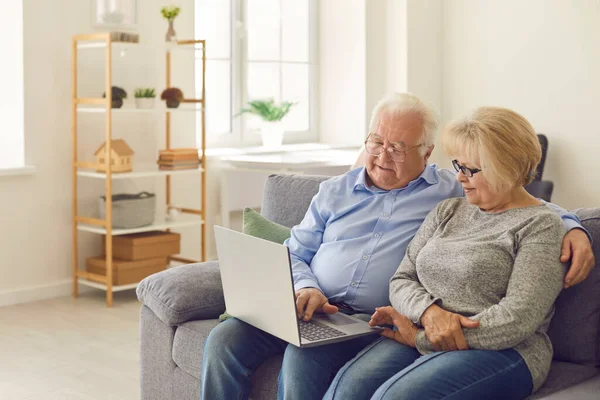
[298,320,347,342]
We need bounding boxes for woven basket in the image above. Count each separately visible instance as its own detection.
[98,192,156,228]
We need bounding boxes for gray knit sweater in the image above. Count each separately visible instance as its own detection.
[390,197,566,392]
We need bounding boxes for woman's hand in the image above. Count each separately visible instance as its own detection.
[369,306,419,348]
[420,304,479,351]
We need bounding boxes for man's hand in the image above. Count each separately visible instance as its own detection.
[294,288,338,321]
[420,304,479,351]
[561,228,595,289]
[369,306,418,348]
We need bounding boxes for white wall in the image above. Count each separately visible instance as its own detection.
[0,0,197,306]
[405,0,442,115]
[439,0,600,209]
[363,0,442,139]
[319,0,367,145]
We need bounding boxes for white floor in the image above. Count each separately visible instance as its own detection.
[0,290,141,400]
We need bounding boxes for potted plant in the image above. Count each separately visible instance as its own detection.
[102,86,127,109]
[134,88,156,109]
[239,99,296,147]
[161,88,184,108]
[161,5,181,42]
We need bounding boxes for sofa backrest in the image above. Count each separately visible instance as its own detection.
[547,208,600,367]
[261,174,328,228]
[261,173,600,367]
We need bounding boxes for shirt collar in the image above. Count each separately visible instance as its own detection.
[353,164,439,193]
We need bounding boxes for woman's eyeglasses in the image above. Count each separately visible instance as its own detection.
[452,159,481,177]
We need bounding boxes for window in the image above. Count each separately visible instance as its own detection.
[0,0,25,170]
[195,0,317,147]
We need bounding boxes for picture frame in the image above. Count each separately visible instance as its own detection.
[92,0,138,29]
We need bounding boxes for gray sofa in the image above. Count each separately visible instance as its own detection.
[137,174,600,400]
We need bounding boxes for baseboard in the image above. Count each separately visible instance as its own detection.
[0,279,93,308]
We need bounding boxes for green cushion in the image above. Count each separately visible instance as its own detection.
[242,207,292,244]
[219,208,292,322]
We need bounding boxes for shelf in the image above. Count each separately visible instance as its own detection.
[77,259,190,292]
[72,34,207,305]
[77,214,204,236]
[76,41,204,52]
[77,105,204,113]
[78,278,139,292]
[77,163,203,179]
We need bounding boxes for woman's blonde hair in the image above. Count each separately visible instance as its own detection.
[441,107,541,193]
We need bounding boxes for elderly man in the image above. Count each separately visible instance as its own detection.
[201,93,594,400]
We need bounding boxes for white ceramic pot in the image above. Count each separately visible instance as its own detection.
[261,121,284,147]
[135,98,156,109]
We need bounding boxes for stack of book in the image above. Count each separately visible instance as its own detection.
[157,148,201,170]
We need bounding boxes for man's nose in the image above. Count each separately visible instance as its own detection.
[378,147,393,163]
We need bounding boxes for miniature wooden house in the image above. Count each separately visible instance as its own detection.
[94,139,134,173]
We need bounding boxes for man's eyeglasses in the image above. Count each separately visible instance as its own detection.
[452,159,482,177]
[364,133,422,163]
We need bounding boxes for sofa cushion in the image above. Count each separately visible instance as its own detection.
[173,318,282,400]
[173,319,220,378]
[528,362,599,399]
[547,208,600,366]
[136,261,225,326]
[243,207,291,244]
[261,174,328,228]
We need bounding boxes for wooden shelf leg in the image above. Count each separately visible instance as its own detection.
[106,286,113,307]
[105,34,114,309]
[72,37,79,299]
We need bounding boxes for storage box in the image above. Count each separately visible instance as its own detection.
[98,192,156,229]
[86,256,167,285]
[104,231,180,261]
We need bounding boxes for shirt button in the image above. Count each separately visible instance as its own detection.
[382,212,389,217]
[351,282,358,287]
[374,233,380,238]
[362,255,369,260]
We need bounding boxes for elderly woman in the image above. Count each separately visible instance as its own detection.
[324,107,566,400]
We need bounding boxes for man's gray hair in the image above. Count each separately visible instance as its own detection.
[368,92,439,155]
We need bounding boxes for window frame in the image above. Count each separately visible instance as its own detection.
[0,0,26,172]
[196,0,319,148]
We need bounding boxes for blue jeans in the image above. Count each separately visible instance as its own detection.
[324,337,533,400]
[201,317,379,400]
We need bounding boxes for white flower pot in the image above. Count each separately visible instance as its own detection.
[261,121,284,147]
[135,98,156,109]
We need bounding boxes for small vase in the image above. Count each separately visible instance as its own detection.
[165,20,177,43]
[261,121,284,147]
[165,99,181,108]
[135,98,155,109]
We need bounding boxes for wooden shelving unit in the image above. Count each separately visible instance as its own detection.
[71,33,207,307]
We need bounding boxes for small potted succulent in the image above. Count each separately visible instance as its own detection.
[102,86,127,109]
[161,5,181,42]
[161,87,184,108]
[134,88,156,109]
[238,99,296,147]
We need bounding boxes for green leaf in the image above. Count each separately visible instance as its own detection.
[161,6,181,21]
[134,88,156,98]
[235,99,297,121]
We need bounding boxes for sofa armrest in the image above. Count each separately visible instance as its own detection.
[136,261,225,326]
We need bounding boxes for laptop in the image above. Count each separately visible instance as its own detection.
[214,225,382,348]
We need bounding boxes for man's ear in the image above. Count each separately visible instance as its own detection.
[423,144,435,162]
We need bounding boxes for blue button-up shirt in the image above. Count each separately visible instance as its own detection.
[285,165,584,314]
